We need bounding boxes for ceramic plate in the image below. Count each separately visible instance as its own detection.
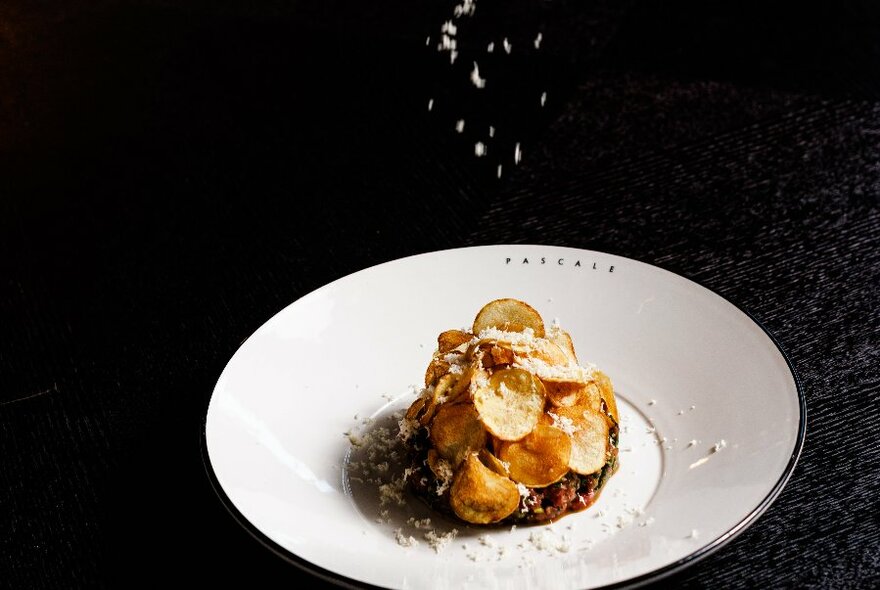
[203,245,804,589]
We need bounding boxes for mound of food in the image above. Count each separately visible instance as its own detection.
[399,299,619,525]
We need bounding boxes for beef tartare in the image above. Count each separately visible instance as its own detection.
[398,299,619,525]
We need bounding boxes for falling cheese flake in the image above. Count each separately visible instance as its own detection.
[439,35,456,51]
[487,42,495,53]
[453,0,476,18]
[475,142,487,157]
[470,62,486,89]
[514,142,522,164]
[540,91,547,106]
[496,164,503,178]
[425,36,431,46]
[503,37,512,54]
[534,32,543,49]
[488,125,495,137]
[455,119,465,133]
[427,98,434,111]
[441,21,457,36]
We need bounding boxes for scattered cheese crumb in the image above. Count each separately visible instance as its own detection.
[478,534,495,547]
[713,439,727,453]
[397,416,418,442]
[378,474,407,507]
[678,409,684,415]
[688,529,699,539]
[690,405,696,411]
[394,528,419,547]
[424,529,458,553]
[433,457,454,495]
[687,439,698,448]
[648,399,657,406]
[528,531,553,551]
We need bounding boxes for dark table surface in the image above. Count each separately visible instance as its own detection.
[2,1,878,588]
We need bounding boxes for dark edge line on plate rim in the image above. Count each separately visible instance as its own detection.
[199,246,808,590]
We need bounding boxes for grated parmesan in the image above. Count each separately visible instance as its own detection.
[547,411,579,435]
[470,62,486,89]
[394,528,419,547]
[424,529,458,553]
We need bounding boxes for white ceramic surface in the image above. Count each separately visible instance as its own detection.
[204,245,804,589]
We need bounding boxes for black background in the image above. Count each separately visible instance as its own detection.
[2,1,878,588]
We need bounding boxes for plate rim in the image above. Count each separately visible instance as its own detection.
[201,245,807,589]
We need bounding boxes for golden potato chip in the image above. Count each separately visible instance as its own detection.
[526,340,570,367]
[472,298,546,337]
[430,402,487,467]
[420,373,457,425]
[476,342,515,369]
[549,328,578,364]
[438,330,473,353]
[477,448,510,476]
[542,379,582,407]
[543,379,602,409]
[473,368,545,441]
[442,363,479,406]
[556,405,610,474]
[405,396,426,422]
[497,423,572,487]
[594,370,618,424]
[450,453,520,524]
[424,358,450,387]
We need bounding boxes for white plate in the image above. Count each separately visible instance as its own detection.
[204,245,804,589]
